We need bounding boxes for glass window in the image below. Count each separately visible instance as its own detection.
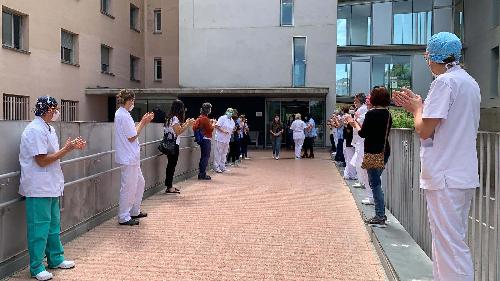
[372,55,411,93]
[130,4,139,30]
[101,45,111,73]
[393,1,413,44]
[2,11,23,50]
[336,57,351,96]
[337,6,350,46]
[281,0,293,26]
[492,47,499,98]
[154,58,162,81]
[61,30,75,64]
[393,0,432,44]
[293,37,306,87]
[101,0,110,14]
[154,9,161,32]
[372,2,393,45]
[351,4,372,45]
[130,55,139,81]
[453,0,464,39]
[413,0,432,44]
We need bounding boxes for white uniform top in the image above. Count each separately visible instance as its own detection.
[352,104,368,147]
[164,116,181,145]
[114,107,140,166]
[214,115,235,144]
[290,120,307,139]
[19,117,65,197]
[420,65,481,190]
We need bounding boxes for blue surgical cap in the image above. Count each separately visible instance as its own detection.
[35,96,58,116]
[427,32,462,63]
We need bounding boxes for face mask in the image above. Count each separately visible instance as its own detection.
[226,112,232,118]
[51,110,60,122]
[128,104,135,112]
[275,118,279,122]
[349,110,355,115]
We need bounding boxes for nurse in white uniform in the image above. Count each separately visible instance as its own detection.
[19,96,86,281]
[114,89,155,226]
[393,32,480,281]
[350,93,372,205]
[214,108,236,173]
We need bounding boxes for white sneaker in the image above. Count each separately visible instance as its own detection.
[361,198,375,205]
[353,182,364,188]
[35,271,53,281]
[276,156,279,160]
[55,260,75,269]
[245,157,251,160]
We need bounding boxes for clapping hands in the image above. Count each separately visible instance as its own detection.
[141,112,155,124]
[392,88,423,114]
[64,137,87,151]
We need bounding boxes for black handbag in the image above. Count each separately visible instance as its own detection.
[158,131,177,155]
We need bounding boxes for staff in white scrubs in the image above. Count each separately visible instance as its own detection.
[393,32,480,281]
[290,113,308,159]
[114,89,154,226]
[350,93,372,205]
[214,108,235,173]
[19,96,86,281]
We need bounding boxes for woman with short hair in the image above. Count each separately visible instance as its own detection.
[164,99,195,193]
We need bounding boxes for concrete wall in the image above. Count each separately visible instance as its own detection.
[179,0,338,118]
[463,0,500,131]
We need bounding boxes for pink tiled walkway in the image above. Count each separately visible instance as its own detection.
[11,151,386,281]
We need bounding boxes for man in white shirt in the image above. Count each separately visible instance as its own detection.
[351,93,372,205]
[19,96,86,281]
[393,32,481,281]
[214,108,235,173]
[114,89,154,226]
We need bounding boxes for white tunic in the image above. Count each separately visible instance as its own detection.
[164,116,181,145]
[114,107,140,166]
[290,120,307,140]
[420,65,481,190]
[352,104,368,148]
[214,115,235,144]
[19,117,65,197]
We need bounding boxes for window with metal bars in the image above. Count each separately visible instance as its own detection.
[60,100,79,122]
[2,94,30,120]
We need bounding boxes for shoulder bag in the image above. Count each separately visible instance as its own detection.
[361,110,391,170]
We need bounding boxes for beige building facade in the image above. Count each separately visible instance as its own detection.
[0,0,179,122]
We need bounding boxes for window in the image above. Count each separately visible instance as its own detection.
[61,30,77,64]
[101,45,111,73]
[337,4,372,46]
[453,0,464,40]
[101,0,111,15]
[60,100,79,122]
[154,9,161,33]
[280,0,293,26]
[336,57,351,96]
[372,55,412,93]
[292,37,306,87]
[130,55,139,81]
[393,0,432,45]
[154,58,162,81]
[2,9,27,51]
[3,94,30,120]
[130,4,139,31]
[492,47,499,98]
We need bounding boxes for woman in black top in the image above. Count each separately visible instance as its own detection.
[347,86,392,227]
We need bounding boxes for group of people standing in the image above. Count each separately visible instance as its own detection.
[271,113,317,160]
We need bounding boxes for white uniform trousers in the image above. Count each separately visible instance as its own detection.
[214,141,230,171]
[343,144,357,180]
[425,188,475,281]
[351,144,372,199]
[118,165,145,223]
[294,138,304,158]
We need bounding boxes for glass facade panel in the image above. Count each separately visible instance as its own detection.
[309,100,325,146]
[393,1,413,44]
[453,0,464,39]
[372,55,411,93]
[281,0,293,26]
[351,4,372,45]
[372,2,393,45]
[336,57,351,96]
[293,37,306,87]
[337,6,350,46]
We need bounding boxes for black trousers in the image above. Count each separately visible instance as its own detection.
[165,144,180,188]
[303,137,315,156]
[329,134,336,152]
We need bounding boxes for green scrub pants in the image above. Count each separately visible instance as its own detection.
[25,197,65,276]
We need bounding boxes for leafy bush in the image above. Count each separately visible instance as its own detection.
[390,107,414,129]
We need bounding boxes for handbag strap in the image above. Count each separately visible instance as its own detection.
[381,109,391,153]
